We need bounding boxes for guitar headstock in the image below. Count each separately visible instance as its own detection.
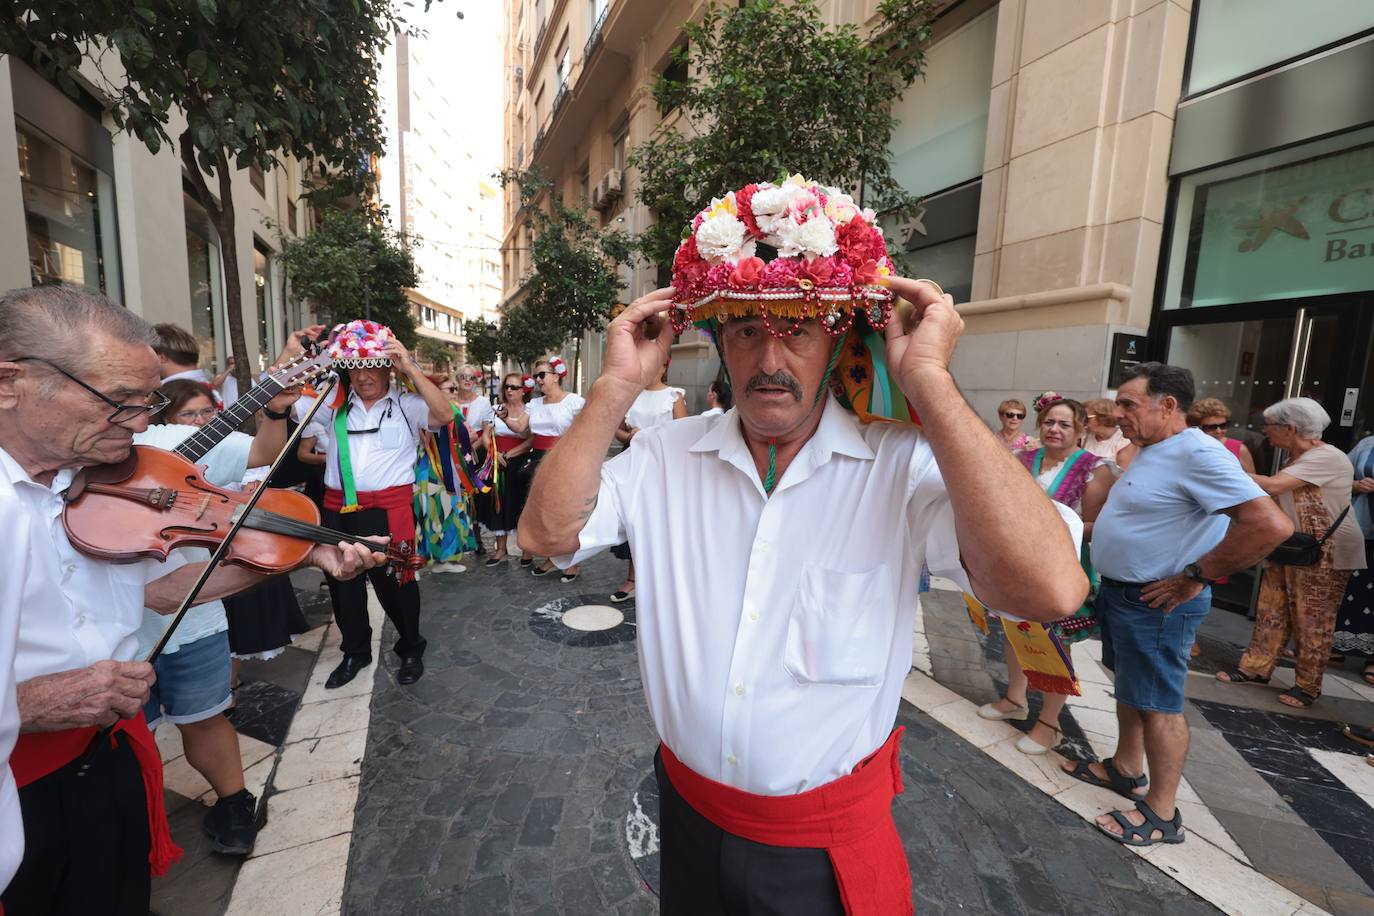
[268,349,334,389]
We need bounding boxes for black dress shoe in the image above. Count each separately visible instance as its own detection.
[397,656,425,685]
[325,655,372,689]
[203,789,266,856]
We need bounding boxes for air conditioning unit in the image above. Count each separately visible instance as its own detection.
[605,168,623,195]
[591,181,607,210]
[592,169,622,211]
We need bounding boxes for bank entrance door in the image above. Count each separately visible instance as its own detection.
[1157,295,1373,610]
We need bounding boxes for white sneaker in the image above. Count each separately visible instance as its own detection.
[434,562,467,574]
[977,701,1028,721]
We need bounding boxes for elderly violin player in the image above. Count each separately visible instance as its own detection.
[0,286,386,914]
[520,176,1086,916]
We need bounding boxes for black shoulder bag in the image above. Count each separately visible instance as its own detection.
[1267,504,1351,567]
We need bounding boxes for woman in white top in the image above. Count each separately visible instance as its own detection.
[478,372,536,566]
[504,356,586,579]
[609,372,689,601]
[445,365,494,437]
[700,379,732,418]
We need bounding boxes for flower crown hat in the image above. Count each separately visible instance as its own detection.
[670,173,917,426]
[327,319,395,369]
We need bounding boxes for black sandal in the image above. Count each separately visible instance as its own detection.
[1279,685,1318,708]
[1342,725,1374,749]
[1215,669,1270,685]
[484,552,508,567]
[1065,757,1148,801]
[519,557,533,568]
[1098,799,1185,847]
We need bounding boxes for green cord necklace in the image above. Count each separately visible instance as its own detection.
[761,338,845,496]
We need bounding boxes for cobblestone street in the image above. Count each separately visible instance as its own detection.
[339,553,1221,915]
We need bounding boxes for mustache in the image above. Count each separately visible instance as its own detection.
[746,371,802,401]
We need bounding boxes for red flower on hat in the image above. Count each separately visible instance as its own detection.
[729,256,765,289]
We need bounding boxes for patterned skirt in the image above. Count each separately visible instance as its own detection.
[1335,538,1374,656]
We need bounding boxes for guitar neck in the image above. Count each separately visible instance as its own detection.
[175,376,284,463]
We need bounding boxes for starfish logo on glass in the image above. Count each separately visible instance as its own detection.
[1235,197,1309,253]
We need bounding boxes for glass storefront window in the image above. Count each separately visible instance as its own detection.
[1162,127,1374,309]
[887,7,997,198]
[1187,0,1374,95]
[18,120,119,296]
[904,235,975,305]
[184,192,225,369]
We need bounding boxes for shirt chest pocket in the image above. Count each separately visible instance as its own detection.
[378,420,410,451]
[784,565,895,688]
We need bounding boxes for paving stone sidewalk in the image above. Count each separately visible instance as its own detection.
[342,553,1219,915]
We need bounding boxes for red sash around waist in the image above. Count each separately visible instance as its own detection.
[531,434,559,451]
[10,711,182,877]
[324,484,418,583]
[495,435,524,453]
[659,727,910,916]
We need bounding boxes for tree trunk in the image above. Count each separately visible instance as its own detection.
[179,132,252,413]
[573,334,582,391]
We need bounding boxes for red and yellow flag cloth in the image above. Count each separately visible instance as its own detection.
[964,594,1081,696]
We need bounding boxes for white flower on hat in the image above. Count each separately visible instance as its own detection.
[750,184,803,235]
[695,211,748,263]
[776,215,838,258]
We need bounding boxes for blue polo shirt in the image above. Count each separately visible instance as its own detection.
[1091,428,1266,582]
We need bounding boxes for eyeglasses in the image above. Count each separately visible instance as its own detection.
[11,356,170,424]
[533,371,549,381]
[1001,411,1025,420]
[1199,422,1228,433]
[439,385,459,393]
[173,407,219,423]
[458,375,476,382]
[503,384,523,392]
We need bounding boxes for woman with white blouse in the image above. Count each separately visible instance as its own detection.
[479,372,536,566]
[610,373,688,601]
[504,356,586,580]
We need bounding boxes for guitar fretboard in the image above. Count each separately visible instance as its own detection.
[175,377,284,463]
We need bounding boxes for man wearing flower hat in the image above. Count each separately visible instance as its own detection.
[300,320,455,687]
[521,177,1088,915]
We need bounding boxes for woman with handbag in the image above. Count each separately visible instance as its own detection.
[1216,398,1366,707]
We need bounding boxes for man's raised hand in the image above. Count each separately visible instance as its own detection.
[602,287,676,392]
[882,276,964,394]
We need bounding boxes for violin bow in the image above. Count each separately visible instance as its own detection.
[144,376,339,665]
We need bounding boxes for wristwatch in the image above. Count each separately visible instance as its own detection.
[1182,562,1216,586]
[262,406,290,421]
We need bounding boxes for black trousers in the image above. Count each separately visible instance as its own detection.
[654,751,845,916]
[2,733,151,916]
[322,506,426,660]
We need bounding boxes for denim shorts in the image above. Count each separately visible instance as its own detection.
[143,629,233,729]
[1097,581,1210,714]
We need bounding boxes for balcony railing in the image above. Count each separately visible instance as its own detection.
[532,18,550,66]
[584,3,609,62]
[553,80,569,115]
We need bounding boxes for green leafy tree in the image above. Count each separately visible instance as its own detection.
[497,168,631,376]
[0,0,438,391]
[496,299,567,369]
[631,0,933,267]
[278,208,419,347]
[463,317,500,369]
[415,336,457,373]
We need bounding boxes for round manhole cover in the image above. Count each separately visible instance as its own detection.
[562,604,625,632]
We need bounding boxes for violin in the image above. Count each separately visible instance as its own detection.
[61,446,423,573]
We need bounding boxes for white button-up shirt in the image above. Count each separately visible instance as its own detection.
[0,444,189,889]
[305,387,438,491]
[561,396,1055,795]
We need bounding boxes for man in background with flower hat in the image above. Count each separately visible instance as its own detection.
[521,176,1087,915]
[300,320,454,688]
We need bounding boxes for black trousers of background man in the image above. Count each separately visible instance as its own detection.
[654,751,846,916]
[321,506,426,661]
[2,732,151,916]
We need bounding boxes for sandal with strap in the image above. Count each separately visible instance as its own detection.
[1098,799,1185,847]
[1215,669,1270,686]
[1015,719,1062,756]
[1279,685,1319,708]
[1342,725,1374,749]
[1065,757,1148,801]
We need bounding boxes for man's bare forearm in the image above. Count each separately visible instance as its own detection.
[522,377,639,556]
[145,561,274,613]
[904,369,1086,620]
[1199,497,1293,577]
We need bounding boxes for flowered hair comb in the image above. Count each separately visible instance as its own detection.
[1033,391,1065,413]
